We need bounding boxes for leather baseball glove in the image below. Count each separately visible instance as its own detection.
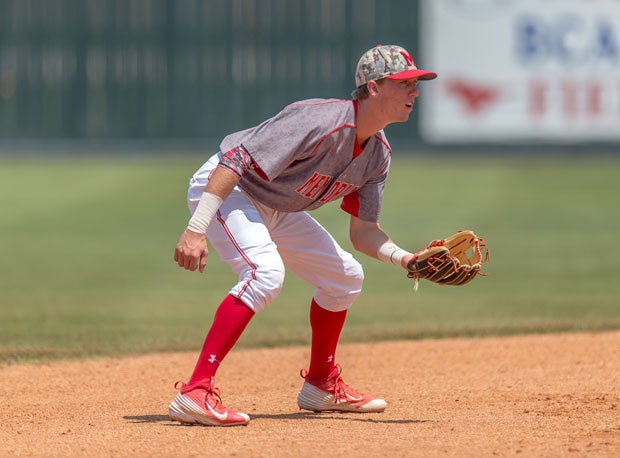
[406,230,489,290]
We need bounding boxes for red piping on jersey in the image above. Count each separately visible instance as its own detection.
[351,99,392,158]
[352,100,363,158]
[308,123,356,157]
[374,134,392,153]
[216,209,257,300]
[290,99,351,108]
[289,99,356,158]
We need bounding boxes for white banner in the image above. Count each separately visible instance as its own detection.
[419,0,620,143]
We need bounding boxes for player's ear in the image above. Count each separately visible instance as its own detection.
[367,80,380,96]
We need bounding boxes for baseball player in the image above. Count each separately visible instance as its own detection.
[169,44,437,426]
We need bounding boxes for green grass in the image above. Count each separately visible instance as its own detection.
[1,154,619,363]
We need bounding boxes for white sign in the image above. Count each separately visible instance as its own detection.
[419,0,620,142]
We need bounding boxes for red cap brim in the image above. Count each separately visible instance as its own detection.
[386,69,437,81]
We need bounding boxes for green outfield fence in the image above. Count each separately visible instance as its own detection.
[0,0,423,141]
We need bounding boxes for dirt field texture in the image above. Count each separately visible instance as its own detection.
[1,331,619,457]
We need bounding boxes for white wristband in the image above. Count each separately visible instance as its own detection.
[187,192,223,234]
[377,242,411,267]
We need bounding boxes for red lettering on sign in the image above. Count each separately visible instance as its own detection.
[527,77,619,123]
[529,79,546,118]
[587,82,601,118]
[562,80,578,119]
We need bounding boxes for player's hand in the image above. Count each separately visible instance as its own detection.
[174,229,208,273]
[401,253,416,270]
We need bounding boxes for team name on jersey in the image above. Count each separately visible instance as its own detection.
[296,171,359,203]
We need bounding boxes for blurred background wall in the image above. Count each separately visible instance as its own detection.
[0,0,618,151]
[0,0,422,145]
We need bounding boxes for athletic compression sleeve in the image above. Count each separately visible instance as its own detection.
[219,145,253,177]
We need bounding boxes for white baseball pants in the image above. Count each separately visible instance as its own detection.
[187,153,364,313]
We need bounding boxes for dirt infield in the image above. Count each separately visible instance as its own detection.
[1,331,619,457]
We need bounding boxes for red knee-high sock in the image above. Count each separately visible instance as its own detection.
[188,294,255,385]
[307,298,347,380]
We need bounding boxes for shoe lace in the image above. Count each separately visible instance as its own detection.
[331,366,362,403]
[174,378,223,408]
[300,365,361,403]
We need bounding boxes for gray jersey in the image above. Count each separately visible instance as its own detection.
[219,98,392,222]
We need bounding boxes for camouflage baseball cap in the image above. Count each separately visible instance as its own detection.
[354,44,437,88]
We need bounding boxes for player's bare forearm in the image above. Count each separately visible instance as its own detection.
[349,216,390,257]
[349,216,414,269]
[174,165,241,273]
[205,164,243,200]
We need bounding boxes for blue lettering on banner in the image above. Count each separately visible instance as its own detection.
[515,15,619,66]
[597,22,619,59]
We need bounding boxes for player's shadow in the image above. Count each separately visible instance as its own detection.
[123,413,431,425]
[124,414,170,424]
[250,412,432,424]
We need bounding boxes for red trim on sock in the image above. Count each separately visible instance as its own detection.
[188,295,255,385]
[307,299,347,380]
